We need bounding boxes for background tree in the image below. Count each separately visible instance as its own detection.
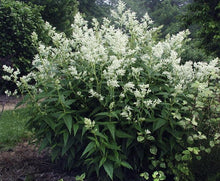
[78,0,111,23]
[183,0,220,57]
[121,0,191,36]
[18,0,78,35]
[0,0,49,93]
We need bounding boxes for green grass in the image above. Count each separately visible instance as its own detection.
[0,108,31,150]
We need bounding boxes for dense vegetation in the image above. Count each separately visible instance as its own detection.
[1,0,220,181]
[3,2,220,180]
[18,0,78,36]
[183,0,220,57]
[0,0,49,93]
[1,0,219,92]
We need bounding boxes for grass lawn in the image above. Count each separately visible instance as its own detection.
[0,108,31,150]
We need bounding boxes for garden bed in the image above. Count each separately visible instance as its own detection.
[0,142,77,181]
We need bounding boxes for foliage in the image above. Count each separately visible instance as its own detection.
[180,39,213,63]
[0,0,49,93]
[18,0,78,36]
[78,0,110,23]
[149,0,184,36]
[3,1,220,180]
[183,0,220,57]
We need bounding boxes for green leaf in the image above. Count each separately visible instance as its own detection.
[104,142,120,150]
[116,130,133,139]
[73,124,79,136]
[63,132,69,146]
[95,112,110,117]
[137,136,145,142]
[89,106,102,117]
[210,141,215,148]
[152,160,158,167]
[182,154,190,161]
[44,118,56,131]
[95,132,108,141]
[205,148,211,153]
[183,150,190,155]
[153,119,167,132]
[150,146,157,155]
[140,172,149,180]
[75,173,86,181]
[95,111,119,120]
[196,156,201,160]
[103,162,114,180]
[187,136,194,144]
[63,114,72,134]
[61,138,75,156]
[81,142,95,157]
[99,157,107,168]
[160,162,166,168]
[126,138,133,148]
[175,154,181,161]
[46,132,52,144]
[82,127,87,137]
[107,124,115,140]
[59,94,65,104]
[121,161,133,169]
[64,99,77,106]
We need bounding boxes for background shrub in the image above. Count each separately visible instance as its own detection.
[0,0,49,93]
[3,1,220,181]
[18,0,79,36]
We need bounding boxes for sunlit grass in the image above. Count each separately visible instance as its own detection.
[0,108,31,150]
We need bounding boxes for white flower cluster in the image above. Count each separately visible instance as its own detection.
[84,118,95,130]
[2,65,20,82]
[89,89,104,101]
[2,65,21,96]
[2,0,219,130]
[121,105,133,121]
[144,99,162,108]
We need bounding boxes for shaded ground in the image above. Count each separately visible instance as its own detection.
[0,142,77,181]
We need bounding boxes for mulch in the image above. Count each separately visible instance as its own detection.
[0,142,77,181]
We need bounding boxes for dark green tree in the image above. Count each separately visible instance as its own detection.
[18,0,78,35]
[78,0,110,22]
[0,0,49,92]
[150,0,184,36]
[184,0,220,57]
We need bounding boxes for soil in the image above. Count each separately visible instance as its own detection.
[0,142,77,181]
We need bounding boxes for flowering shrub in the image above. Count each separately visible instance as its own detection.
[3,1,220,180]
